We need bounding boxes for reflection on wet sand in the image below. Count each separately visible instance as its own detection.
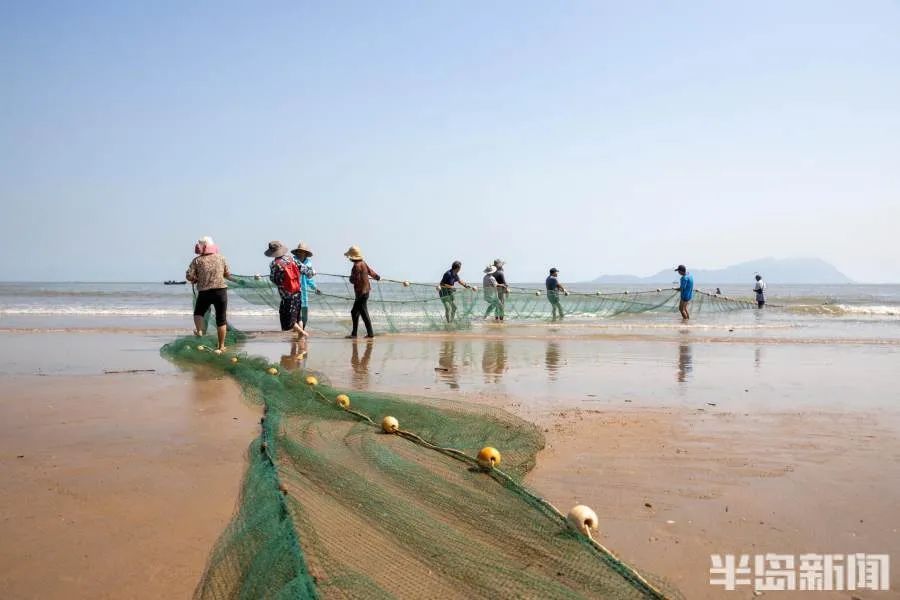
[677,342,693,383]
[350,339,374,388]
[754,346,763,371]
[436,340,460,389]
[280,341,308,371]
[544,341,562,382]
[481,339,508,384]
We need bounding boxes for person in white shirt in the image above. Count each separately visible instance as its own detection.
[482,265,505,320]
[753,274,767,308]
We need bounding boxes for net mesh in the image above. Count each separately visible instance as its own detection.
[230,273,755,333]
[162,333,681,599]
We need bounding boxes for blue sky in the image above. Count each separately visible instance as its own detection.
[1,1,898,282]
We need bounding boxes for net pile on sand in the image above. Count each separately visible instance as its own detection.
[230,273,754,333]
[162,335,679,599]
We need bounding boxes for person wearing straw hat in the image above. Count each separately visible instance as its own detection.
[185,236,232,351]
[266,241,309,338]
[545,268,568,320]
[345,245,380,338]
[482,264,505,320]
[439,261,472,323]
[291,241,319,328]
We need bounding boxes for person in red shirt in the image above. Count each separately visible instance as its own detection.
[345,245,380,338]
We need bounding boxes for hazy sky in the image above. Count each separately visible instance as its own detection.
[2,1,898,283]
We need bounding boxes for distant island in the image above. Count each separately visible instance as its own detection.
[594,258,853,284]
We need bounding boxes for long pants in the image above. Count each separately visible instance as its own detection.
[278,293,302,331]
[549,297,564,319]
[484,298,502,318]
[351,293,373,336]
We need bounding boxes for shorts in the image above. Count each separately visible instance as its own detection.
[194,288,227,326]
[279,293,303,330]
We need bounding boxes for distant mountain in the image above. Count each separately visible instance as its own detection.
[594,258,853,284]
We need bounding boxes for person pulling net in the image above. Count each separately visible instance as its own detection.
[229,271,757,334]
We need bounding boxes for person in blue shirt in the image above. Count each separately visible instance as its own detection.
[545,268,568,320]
[291,241,319,328]
[675,264,694,320]
[438,261,471,323]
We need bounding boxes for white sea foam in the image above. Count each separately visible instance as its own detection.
[832,304,900,316]
[781,303,900,318]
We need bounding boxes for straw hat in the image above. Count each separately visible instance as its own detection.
[264,240,289,258]
[484,265,497,274]
[344,245,364,261]
[291,241,313,258]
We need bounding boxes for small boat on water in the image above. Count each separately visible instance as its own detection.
[164,280,187,285]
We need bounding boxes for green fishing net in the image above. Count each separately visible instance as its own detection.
[161,336,681,599]
[229,273,755,333]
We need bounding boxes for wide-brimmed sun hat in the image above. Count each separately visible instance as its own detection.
[344,245,364,261]
[264,240,289,258]
[291,241,313,258]
[484,265,497,274]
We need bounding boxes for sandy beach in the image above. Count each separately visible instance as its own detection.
[1,327,898,599]
[0,343,260,599]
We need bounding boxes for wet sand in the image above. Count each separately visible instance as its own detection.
[0,371,259,599]
[251,332,899,599]
[2,330,898,599]
[530,408,900,599]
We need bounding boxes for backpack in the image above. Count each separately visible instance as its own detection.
[277,258,301,294]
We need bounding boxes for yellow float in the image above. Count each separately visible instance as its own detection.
[477,447,501,469]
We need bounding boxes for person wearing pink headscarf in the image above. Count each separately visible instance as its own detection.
[185,236,231,351]
[194,235,219,256]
